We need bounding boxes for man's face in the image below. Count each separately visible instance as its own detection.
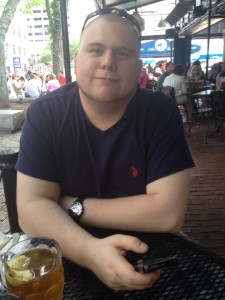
[74,15,142,104]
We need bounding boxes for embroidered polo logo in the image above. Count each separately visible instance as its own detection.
[131,165,138,177]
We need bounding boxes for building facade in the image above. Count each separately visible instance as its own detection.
[26,5,50,66]
[5,12,29,73]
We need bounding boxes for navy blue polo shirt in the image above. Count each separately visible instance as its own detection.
[16,82,194,198]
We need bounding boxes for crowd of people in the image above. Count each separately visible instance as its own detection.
[7,69,66,101]
[138,59,225,123]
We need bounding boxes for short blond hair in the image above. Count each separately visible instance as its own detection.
[49,73,56,80]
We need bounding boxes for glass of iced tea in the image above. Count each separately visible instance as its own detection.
[3,238,64,300]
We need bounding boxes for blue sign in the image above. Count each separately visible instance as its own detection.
[140,40,201,58]
[13,57,21,71]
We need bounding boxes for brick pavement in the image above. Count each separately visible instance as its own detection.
[0,119,225,259]
[182,121,225,259]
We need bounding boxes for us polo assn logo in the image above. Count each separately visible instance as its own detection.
[131,165,138,177]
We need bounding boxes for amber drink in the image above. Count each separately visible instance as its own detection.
[3,238,64,300]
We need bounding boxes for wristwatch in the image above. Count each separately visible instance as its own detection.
[68,197,86,222]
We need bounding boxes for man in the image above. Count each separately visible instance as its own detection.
[25,73,40,98]
[155,61,174,91]
[33,72,43,93]
[16,8,194,291]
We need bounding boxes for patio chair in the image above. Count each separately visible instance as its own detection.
[190,96,213,121]
[161,85,176,104]
[188,94,213,139]
[206,90,225,143]
[162,86,190,124]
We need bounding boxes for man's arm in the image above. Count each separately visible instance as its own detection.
[17,172,95,264]
[17,171,161,290]
[61,169,191,233]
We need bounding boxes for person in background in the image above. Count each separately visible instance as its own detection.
[58,71,66,86]
[208,63,222,84]
[187,66,205,85]
[139,67,149,88]
[46,73,60,93]
[155,62,174,91]
[33,72,43,92]
[16,8,194,291]
[186,65,204,106]
[19,76,26,89]
[25,69,32,81]
[163,64,193,122]
[11,73,24,101]
[153,65,162,83]
[187,60,205,79]
[25,73,41,99]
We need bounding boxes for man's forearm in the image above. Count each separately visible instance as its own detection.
[60,194,185,233]
[60,170,190,233]
[18,197,97,269]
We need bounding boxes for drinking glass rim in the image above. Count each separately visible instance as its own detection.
[3,237,61,271]
[81,7,141,38]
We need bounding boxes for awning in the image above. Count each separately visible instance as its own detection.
[94,0,164,11]
[164,0,193,26]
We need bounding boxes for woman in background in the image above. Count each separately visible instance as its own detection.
[208,63,222,84]
[46,73,60,93]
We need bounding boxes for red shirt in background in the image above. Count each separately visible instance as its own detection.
[58,74,66,86]
[139,71,149,88]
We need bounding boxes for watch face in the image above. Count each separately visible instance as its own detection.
[72,202,83,216]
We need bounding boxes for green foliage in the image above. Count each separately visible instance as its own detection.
[69,39,80,59]
[20,0,45,14]
[39,45,52,65]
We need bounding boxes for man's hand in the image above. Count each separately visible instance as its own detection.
[88,234,160,290]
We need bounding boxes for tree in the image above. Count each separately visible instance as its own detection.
[0,0,21,107]
[0,0,42,107]
[45,0,63,77]
[25,0,64,76]
[0,0,65,107]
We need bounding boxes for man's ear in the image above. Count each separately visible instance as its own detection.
[74,50,79,75]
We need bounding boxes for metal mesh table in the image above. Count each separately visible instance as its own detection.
[63,229,225,299]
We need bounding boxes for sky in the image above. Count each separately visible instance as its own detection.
[68,0,96,38]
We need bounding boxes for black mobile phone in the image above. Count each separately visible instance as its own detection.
[133,256,177,273]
